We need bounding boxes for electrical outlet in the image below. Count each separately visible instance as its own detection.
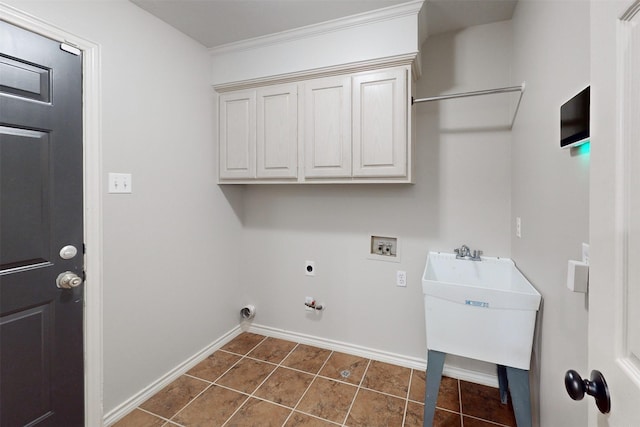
[108,173,132,194]
[397,270,407,287]
[371,236,397,257]
[305,261,315,276]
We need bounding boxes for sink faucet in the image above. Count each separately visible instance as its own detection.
[454,244,482,261]
[455,245,471,259]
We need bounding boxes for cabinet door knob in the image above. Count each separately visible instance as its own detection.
[565,369,611,414]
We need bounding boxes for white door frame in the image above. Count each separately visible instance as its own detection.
[0,4,104,426]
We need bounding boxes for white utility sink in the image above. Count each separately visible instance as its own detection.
[422,251,541,370]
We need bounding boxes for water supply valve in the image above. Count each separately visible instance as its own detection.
[304,296,324,311]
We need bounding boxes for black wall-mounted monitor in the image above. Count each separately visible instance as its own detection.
[560,86,590,149]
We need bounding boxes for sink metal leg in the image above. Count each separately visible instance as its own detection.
[497,364,509,404]
[506,366,532,427]
[423,350,445,427]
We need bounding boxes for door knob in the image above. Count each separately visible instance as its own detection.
[56,271,83,289]
[565,369,611,414]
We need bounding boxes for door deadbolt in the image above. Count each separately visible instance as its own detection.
[59,245,78,260]
[56,271,83,289]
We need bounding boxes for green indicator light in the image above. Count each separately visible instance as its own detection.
[577,141,591,155]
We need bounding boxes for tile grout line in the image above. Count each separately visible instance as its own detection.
[167,382,222,424]
[166,346,255,424]
[401,369,413,427]
[463,413,514,427]
[357,384,414,401]
[438,407,461,415]
[340,358,372,426]
[134,336,376,426]
[134,349,246,424]
[282,348,336,426]
[287,410,343,426]
[138,377,215,425]
[135,407,185,427]
[457,378,514,427]
[246,341,302,414]
[170,337,301,427]
[125,334,517,427]
[165,335,268,426]
[221,339,301,426]
[459,378,465,427]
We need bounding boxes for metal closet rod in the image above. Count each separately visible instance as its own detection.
[412,82,526,129]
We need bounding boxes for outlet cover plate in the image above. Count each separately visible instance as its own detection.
[305,261,315,276]
[397,270,407,287]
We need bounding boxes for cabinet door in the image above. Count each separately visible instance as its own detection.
[352,68,407,177]
[304,76,351,178]
[256,84,298,179]
[219,90,256,179]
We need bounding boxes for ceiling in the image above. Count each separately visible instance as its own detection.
[131,0,517,49]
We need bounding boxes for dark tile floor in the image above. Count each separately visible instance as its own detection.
[113,333,516,426]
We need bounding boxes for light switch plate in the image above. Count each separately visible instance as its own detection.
[108,173,132,194]
[582,243,590,264]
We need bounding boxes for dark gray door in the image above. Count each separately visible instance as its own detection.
[0,20,84,426]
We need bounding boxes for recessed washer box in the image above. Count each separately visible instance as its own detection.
[368,235,400,262]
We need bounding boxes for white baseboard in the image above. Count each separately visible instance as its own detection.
[248,323,427,370]
[104,322,499,426]
[443,364,498,388]
[103,325,242,426]
[247,323,499,388]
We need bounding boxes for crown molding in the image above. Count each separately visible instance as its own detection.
[209,0,424,56]
[213,52,418,92]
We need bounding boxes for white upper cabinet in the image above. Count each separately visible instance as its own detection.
[219,84,298,180]
[216,61,413,184]
[256,84,298,179]
[352,68,407,178]
[303,75,352,178]
[219,90,256,179]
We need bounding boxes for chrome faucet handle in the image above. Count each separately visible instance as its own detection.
[471,250,483,261]
[456,247,468,258]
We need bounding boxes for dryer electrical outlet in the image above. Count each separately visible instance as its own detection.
[305,261,315,276]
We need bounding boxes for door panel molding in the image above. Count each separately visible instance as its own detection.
[0,4,104,426]
[0,55,51,102]
[619,3,640,388]
[0,302,54,426]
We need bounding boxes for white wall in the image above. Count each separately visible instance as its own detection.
[240,21,513,374]
[209,1,424,85]
[3,2,591,423]
[511,1,590,426]
[3,0,245,413]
